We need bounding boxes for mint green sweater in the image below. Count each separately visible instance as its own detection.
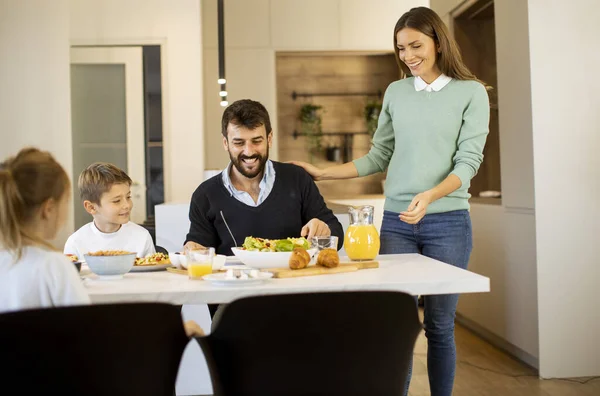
[353,77,490,214]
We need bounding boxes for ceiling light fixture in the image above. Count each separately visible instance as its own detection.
[217,0,227,107]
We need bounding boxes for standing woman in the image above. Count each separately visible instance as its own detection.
[291,7,490,396]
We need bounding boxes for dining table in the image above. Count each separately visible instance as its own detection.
[83,253,490,304]
[81,253,489,396]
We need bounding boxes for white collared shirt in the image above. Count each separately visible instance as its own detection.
[221,159,276,207]
[414,74,453,92]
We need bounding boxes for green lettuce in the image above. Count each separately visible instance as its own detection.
[242,236,310,252]
[242,236,266,251]
[274,239,294,252]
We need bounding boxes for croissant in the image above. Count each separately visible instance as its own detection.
[316,248,340,268]
[289,247,311,269]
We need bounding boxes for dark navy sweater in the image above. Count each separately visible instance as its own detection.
[185,162,344,256]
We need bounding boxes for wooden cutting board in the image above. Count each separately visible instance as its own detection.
[167,267,188,275]
[166,261,379,278]
[268,261,379,279]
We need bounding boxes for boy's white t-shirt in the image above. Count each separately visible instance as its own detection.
[0,246,90,314]
[64,221,155,259]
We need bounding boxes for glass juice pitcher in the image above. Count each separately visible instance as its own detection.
[344,205,380,261]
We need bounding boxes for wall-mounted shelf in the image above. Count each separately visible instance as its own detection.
[293,130,370,163]
[291,90,382,100]
[292,130,369,139]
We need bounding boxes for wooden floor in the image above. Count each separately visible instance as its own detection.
[409,318,600,396]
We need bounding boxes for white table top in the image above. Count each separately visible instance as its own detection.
[84,254,490,304]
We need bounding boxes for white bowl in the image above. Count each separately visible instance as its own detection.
[84,253,136,279]
[213,254,226,270]
[169,252,185,268]
[231,247,317,269]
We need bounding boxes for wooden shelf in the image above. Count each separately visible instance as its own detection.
[291,91,382,100]
[292,130,369,139]
[292,131,370,163]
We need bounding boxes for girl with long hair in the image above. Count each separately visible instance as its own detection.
[0,148,90,312]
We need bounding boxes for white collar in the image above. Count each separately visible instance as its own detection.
[221,159,274,193]
[414,74,452,92]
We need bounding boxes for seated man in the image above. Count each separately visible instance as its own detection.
[184,99,343,254]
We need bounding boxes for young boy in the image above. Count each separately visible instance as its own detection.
[64,163,155,259]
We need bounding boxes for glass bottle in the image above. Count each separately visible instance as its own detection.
[344,205,380,261]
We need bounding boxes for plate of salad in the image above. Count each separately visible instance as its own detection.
[231,236,316,269]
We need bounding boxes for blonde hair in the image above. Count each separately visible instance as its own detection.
[394,7,485,86]
[0,148,70,258]
[78,163,132,204]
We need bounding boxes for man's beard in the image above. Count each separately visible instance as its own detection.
[229,147,269,179]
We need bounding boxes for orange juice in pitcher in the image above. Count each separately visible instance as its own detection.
[344,206,380,261]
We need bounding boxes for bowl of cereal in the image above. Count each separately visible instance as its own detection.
[84,250,137,279]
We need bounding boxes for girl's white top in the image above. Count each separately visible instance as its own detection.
[0,246,90,314]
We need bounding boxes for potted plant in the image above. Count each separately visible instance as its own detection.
[299,104,323,162]
[364,101,382,138]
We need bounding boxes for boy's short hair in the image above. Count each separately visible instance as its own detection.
[78,163,132,204]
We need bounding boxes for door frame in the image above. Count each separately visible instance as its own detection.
[70,46,147,224]
[71,39,171,205]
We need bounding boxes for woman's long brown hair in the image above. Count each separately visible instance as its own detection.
[394,7,485,86]
[0,148,70,259]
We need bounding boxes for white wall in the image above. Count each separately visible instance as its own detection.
[528,0,600,378]
[202,0,428,170]
[69,0,204,203]
[0,0,74,247]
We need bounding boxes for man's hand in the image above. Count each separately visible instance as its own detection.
[184,241,205,252]
[300,218,331,239]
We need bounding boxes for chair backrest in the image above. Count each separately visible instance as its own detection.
[155,245,169,255]
[197,291,422,396]
[0,303,189,396]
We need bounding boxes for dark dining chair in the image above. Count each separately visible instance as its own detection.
[155,245,169,255]
[0,303,189,396]
[196,291,422,396]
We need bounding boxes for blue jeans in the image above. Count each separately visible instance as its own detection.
[380,210,472,396]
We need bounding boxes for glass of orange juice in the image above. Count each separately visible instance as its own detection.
[186,247,215,280]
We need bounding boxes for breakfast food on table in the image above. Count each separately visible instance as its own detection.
[135,252,171,266]
[86,250,135,256]
[242,236,310,252]
[316,248,340,268]
[65,254,79,263]
[288,247,311,269]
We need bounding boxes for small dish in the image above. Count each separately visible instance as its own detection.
[130,263,173,272]
[202,271,273,286]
